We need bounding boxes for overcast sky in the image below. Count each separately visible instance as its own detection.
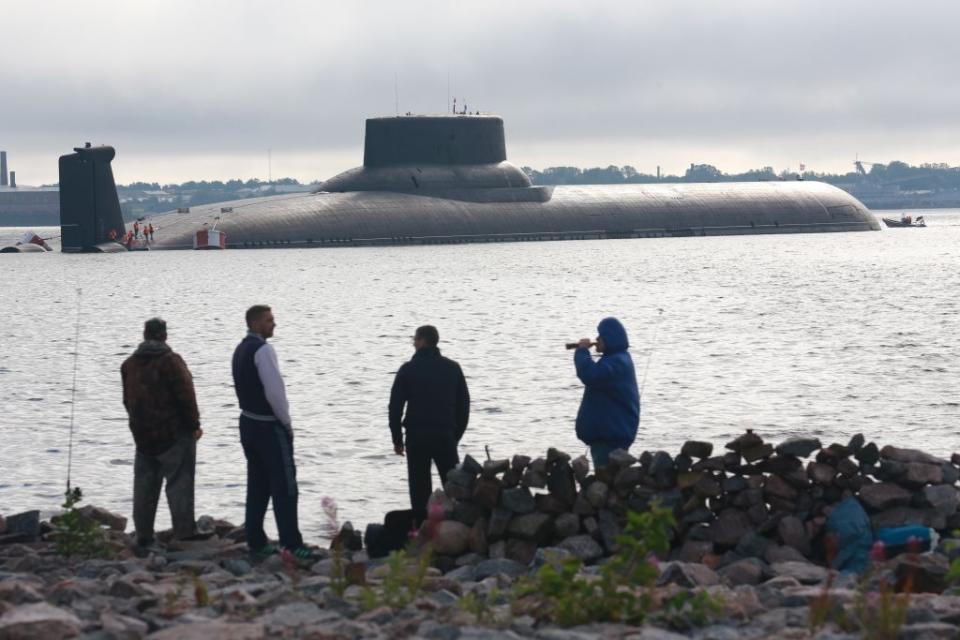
[3,0,960,184]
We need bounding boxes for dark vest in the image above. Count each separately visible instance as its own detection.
[232,335,274,417]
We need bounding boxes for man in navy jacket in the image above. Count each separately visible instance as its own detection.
[574,317,640,467]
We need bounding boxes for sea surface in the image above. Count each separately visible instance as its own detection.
[1,209,958,540]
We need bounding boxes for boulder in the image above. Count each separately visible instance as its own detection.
[903,462,944,487]
[777,516,810,557]
[742,443,774,463]
[735,532,772,559]
[807,462,836,485]
[505,538,538,565]
[871,507,942,530]
[444,468,476,500]
[719,557,768,586]
[922,485,959,515]
[100,612,149,639]
[881,446,947,466]
[432,521,471,557]
[0,603,82,640]
[763,474,798,501]
[893,554,950,593]
[571,456,590,482]
[657,561,721,587]
[709,509,754,548]
[855,442,880,465]
[77,504,127,531]
[475,557,527,579]
[558,535,604,562]
[486,508,511,538]
[726,430,763,452]
[554,513,580,539]
[847,433,865,452]
[676,540,714,563]
[681,441,714,459]
[764,545,809,564]
[770,561,828,585]
[547,461,577,506]
[461,455,483,475]
[472,477,502,509]
[0,580,43,605]
[500,487,536,515]
[148,621,266,640]
[859,482,912,511]
[506,513,552,543]
[482,458,510,478]
[608,449,637,468]
[4,511,40,541]
[775,437,822,458]
[584,481,609,508]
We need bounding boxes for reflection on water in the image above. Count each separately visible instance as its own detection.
[1,211,958,539]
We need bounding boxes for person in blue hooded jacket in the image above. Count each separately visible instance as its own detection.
[574,317,640,467]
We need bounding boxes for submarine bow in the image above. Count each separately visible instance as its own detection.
[138,114,879,250]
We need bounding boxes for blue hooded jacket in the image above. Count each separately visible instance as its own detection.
[574,317,640,448]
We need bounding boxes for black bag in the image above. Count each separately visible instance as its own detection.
[363,509,426,558]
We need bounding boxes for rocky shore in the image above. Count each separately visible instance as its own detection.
[2,430,960,639]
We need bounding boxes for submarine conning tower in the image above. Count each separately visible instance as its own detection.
[320,115,536,194]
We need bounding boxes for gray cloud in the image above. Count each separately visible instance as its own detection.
[3,0,960,183]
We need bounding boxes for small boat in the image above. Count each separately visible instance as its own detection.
[882,215,925,228]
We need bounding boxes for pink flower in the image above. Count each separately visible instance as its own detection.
[869,540,886,562]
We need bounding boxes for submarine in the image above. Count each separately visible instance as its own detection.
[58,115,879,252]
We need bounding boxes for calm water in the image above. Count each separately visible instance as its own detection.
[1,209,958,540]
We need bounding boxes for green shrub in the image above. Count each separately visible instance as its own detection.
[50,487,110,559]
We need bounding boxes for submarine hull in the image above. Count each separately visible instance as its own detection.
[146,180,879,250]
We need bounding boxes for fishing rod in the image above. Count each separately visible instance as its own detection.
[640,308,665,396]
[66,287,82,492]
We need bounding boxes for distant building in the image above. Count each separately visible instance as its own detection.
[0,185,60,226]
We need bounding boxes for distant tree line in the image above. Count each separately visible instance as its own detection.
[522,161,960,191]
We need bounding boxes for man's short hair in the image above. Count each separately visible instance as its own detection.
[245,305,272,328]
[143,317,167,340]
[415,325,439,347]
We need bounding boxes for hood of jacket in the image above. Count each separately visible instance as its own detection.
[133,340,172,358]
[598,317,629,353]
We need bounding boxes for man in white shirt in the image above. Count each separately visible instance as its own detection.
[232,305,314,560]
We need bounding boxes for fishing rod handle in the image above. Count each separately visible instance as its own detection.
[565,342,597,350]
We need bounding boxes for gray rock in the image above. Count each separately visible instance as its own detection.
[507,513,552,543]
[896,623,960,639]
[922,485,959,514]
[100,611,149,639]
[475,558,527,579]
[0,580,43,604]
[444,468,477,500]
[719,557,768,585]
[445,565,478,582]
[522,468,547,489]
[657,561,721,587]
[855,441,880,464]
[0,602,81,639]
[554,513,580,539]
[256,602,341,632]
[775,437,822,458]
[807,462,837,484]
[680,440,713,459]
[777,516,810,556]
[432,520,472,556]
[764,543,809,565]
[770,561,827,584]
[78,504,128,531]
[881,446,947,465]
[547,461,577,506]
[482,458,511,478]
[501,487,536,515]
[870,506,936,530]
[487,508,511,538]
[648,451,674,475]
[735,532,772,559]
[461,455,483,475]
[4,511,40,541]
[676,540,714,563]
[859,482,913,511]
[584,481,608,509]
[763,474,797,500]
[847,433,865,452]
[571,456,590,482]
[709,508,754,548]
[558,535,604,562]
[547,448,571,464]
[608,449,637,468]
[221,558,252,577]
[904,462,944,486]
[148,621,266,640]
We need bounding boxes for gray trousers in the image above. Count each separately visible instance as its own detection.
[133,433,196,544]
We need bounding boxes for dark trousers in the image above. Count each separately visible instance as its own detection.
[133,433,196,544]
[239,416,303,550]
[406,433,459,514]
